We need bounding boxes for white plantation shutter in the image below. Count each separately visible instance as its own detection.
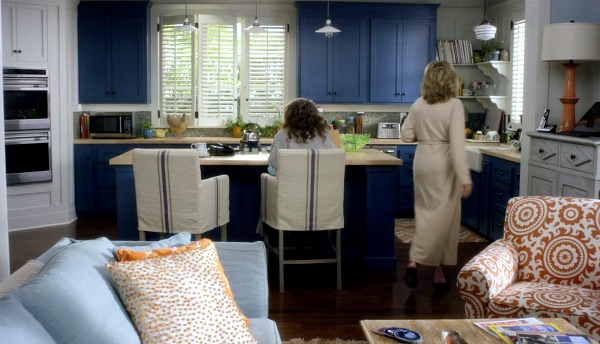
[160,16,196,119]
[199,18,237,121]
[511,17,525,124]
[247,24,287,119]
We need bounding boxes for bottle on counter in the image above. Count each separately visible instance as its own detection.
[355,112,364,134]
[79,113,88,139]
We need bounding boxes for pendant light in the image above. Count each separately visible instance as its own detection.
[176,0,198,32]
[245,0,266,34]
[316,1,341,38]
[473,0,496,40]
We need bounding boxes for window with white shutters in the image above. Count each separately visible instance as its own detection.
[511,17,525,124]
[245,23,287,121]
[159,14,288,127]
[160,16,196,119]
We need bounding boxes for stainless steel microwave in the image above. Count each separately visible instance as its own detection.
[89,112,134,139]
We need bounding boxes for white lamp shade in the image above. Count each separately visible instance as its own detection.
[316,19,341,34]
[473,22,497,41]
[175,16,199,32]
[541,22,600,62]
[245,18,266,33]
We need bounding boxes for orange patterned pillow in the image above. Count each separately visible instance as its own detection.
[107,239,256,344]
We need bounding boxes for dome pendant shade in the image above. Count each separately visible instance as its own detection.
[316,2,341,38]
[474,20,497,40]
[244,0,266,33]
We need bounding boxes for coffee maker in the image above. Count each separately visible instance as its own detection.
[240,123,261,151]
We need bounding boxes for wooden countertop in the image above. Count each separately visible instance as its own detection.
[75,137,411,146]
[109,148,403,166]
[480,147,521,163]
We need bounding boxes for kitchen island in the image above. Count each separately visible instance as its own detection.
[110,148,403,269]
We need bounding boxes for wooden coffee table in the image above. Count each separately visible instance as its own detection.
[360,318,597,344]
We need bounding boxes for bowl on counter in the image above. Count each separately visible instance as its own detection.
[339,134,371,152]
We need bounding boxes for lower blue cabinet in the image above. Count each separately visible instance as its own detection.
[396,145,416,216]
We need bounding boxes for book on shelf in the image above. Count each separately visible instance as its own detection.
[436,39,474,64]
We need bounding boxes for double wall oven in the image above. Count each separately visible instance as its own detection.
[3,67,51,185]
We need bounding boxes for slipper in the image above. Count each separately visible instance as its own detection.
[404,267,418,289]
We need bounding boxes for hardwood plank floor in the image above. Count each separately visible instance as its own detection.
[8,216,488,342]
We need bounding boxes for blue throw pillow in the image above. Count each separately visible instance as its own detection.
[0,295,56,344]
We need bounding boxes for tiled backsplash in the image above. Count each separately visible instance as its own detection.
[74,111,404,139]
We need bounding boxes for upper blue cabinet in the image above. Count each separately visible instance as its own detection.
[78,1,150,104]
[296,2,438,105]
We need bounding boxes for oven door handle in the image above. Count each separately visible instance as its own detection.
[5,133,49,143]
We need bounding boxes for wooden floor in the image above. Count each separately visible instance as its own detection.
[8,216,489,342]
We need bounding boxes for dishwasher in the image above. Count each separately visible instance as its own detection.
[365,144,397,157]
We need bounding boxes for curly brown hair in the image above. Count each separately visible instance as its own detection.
[420,61,458,104]
[282,98,328,143]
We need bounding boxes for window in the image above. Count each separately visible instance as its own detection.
[510,15,525,124]
[159,14,288,127]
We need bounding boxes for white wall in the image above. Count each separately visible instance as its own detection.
[0,4,9,282]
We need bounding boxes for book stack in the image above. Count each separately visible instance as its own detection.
[474,318,591,344]
[436,40,474,64]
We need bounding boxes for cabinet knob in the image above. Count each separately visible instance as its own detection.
[333,92,337,96]
[497,222,503,228]
[17,50,21,53]
[498,192,504,197]
[409,154,414,159]
[394,92,400,96]
[13,49,17,53]
[570,154,576,160]
[539,148,544,154]
[400,92,406,96]
[327,92,332,95]
[499,171,505,176]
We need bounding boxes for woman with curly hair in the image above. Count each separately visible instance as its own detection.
[400,60,472,294]
[268,98,335,176]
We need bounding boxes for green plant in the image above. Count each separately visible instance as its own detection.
[260,118,282,138]
[226,115,245,130]
[485,39,505,52]
[141,120,152,129]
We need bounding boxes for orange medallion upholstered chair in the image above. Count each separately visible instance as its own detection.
[132,149,229,241]
[457,196,600,340]
[259,149,346,293]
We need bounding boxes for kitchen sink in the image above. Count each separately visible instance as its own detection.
[466,146,514,172]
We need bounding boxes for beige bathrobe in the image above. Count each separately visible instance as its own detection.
[401,97,472,266]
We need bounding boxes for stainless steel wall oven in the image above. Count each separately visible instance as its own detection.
[3,67,52,185]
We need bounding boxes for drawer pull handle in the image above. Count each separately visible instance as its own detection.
[409,154,414,159]
[570,154,576,160]
[499,171,505,176]
[497,222,503,228]
[498,192,503,197]
[539,148,544,154]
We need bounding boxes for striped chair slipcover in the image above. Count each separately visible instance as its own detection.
[458,196,600,341]
[132,149,229,241]
[260,149,345,293]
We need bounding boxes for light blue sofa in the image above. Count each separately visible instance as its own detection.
[0,236,282,344]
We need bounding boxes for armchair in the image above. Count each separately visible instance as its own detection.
[458,196,600,340]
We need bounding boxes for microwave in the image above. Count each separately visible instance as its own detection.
[89,112,134,139]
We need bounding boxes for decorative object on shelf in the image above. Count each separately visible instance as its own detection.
[473,0,496,40]
[541,22,600,132]
[484,39,504,61]
[500,48,510,61]
[315,1,341,38]
[167,114,189,134]
[175,0,198,32]
[141,121,154,139]
[225,114,245,138]
[153,128,167,138]
[244,0,266,34]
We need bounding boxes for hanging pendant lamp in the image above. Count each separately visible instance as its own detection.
[245,0,266,34]
[176,0,198,32]
[316,1,341,38]
[473,0,496,40]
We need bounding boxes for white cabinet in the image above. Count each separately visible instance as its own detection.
[2,2,47,62]
[454,61,510,113]
[528,132,600,198]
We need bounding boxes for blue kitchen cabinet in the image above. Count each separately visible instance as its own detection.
[74,146,95,213]
[482,155,520,240]
[298,15,368,103]
[396,145,416,216]
[296,2,437,105]
[370,19,436,104]
[461,170,481,230]
[78,1,150,104]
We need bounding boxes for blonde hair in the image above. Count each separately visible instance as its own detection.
[420,61,458,104]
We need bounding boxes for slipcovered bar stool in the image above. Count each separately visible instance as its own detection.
[132,149,229,241]
[260,149,345,293]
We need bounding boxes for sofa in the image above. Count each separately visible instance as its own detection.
[457,196,600,341]
[0,234,282,344]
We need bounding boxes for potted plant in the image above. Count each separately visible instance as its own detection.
[141,120,154,139]
[226,115,245,138]
[485,39,505,61]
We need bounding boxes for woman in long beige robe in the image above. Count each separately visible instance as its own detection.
[400,61,472,292]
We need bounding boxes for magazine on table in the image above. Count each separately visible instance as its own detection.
[473,318,543,339]
[515,332,591,343]
[490,323,564,344]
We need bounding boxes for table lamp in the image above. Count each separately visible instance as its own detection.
[541,22,600,132]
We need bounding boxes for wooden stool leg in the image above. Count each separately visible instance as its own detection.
[279,230,285,293]
[220,224,227,242]
[336,229,342,291]
[139,231,146,241]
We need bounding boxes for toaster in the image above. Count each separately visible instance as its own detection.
[377,123,401,139]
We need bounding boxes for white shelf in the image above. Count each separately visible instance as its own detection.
[455,61,510,113]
